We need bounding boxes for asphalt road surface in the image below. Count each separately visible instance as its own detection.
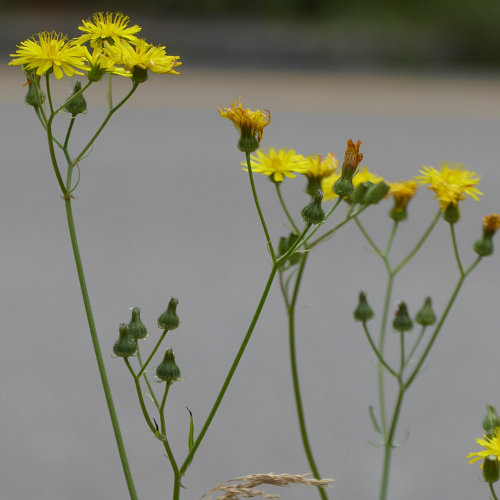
[2,65,500,500]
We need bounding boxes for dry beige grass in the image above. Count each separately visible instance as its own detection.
[201,472,334,499]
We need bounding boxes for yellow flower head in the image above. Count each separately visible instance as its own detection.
[9,32,87,80]
[105,39,181,75]
[76,12,141,47]
[468,428,500,464]
[302,153,339,180]
[390,179,418,210]
[321,166,383,202]
[482,213,500,237]
[416,162,482,211]
[218,98,271,152]
[82,46,131,80]
[244,148,308,183]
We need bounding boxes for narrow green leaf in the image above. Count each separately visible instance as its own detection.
[369,405,383,437]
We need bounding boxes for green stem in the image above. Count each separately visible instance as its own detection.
[136,329,169,378]
[309,204,367,249]
[362,323,398,378]
[45,76,67,196]
[125,358,157,435]
[379,381,404,500]
[245,152,276,261]
[393,210,441,274]
[490,483,499,500]
[180,263,279,474]
[158,382,181,496]
[450,223,464,275]
[75,82,139,164]
[405,326,427,367]
[287,252,328,500]
[137,347,160,409]
[275,182,300,234]
[65,198,138,500]
[404,257,481,390]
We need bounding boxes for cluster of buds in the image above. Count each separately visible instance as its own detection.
[113,298,182,383]
[354,294,436,330]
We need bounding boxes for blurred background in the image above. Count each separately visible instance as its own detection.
[2,2,500,500]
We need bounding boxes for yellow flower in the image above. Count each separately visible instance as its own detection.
[9,32,87,80]
[416,162,482,211]
[82,46,131,80]
[468,428,500,464]
[321,166,383,202]
[75,12,141,47]
[105,39,181,74]
[302,153,339,179]
[244,148,308,183]
[390,179,418,208]
[218,98,271,152]
[354,166,384,186]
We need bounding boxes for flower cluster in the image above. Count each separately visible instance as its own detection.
[9,12,181,82]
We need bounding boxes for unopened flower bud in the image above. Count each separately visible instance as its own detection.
[351,182,373,204]
[156,349,181,382]
[334,139,363,198]
[483,405,500,434]
[354,292,374,322]
[483,455,500,484]
[158,298,180,330]
[113,324,137,358]
[364,181,390,205]
[393,302,413,333]
[278,233,300,266]
[128,307,147,340]
[415,297,436,326]
[444,203,460,224]
[25,77,45,108]
[301,191,325,225]
[64,81,87,117]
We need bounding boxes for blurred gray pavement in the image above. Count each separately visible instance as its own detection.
[2,63,500,500]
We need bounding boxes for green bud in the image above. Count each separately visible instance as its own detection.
[474,236,494,257]
[483,405,500,433]
[306,177,322,197]
[333,177,354,198]
[156,349,182,382]
[113,324,137,358]
[390,205,408,222]
[354,292,374,322]
[364,181,390,205]
[483,455,500,484]
[238,135,260,154]
[131,66,148,84]
[87,65,105,83]
[301,191,325,225]
[415,297,436,326]
[64,81,87,117]
[444,203,460,224]
[351,182,373,204]
[393,302,413,333]
[127,307,147,340]
[278,233,300,266]
[25,77,45,108]
[158,297,180,330]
